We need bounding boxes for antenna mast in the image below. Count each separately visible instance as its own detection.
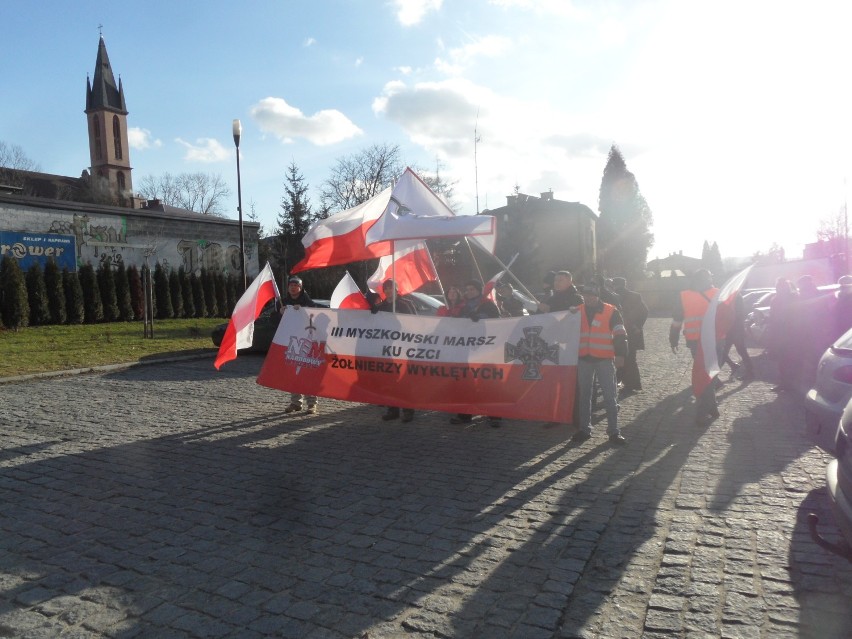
[474,111,481,214]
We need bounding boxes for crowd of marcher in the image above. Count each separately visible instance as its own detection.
[280,264,852,447]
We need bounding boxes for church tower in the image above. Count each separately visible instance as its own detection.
[85,35,135,206]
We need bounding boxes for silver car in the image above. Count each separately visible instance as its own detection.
[825,398,852,551]
[805,327,852,452]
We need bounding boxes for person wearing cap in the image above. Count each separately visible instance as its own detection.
[374,280,417,423]
[670,268,720,425]
[450,280,503,427]
[611,277,648,393]
[537,271,583,313]
[282,275,320,415]
[571,283,629,445]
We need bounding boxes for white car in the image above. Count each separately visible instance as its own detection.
[805,326,852,452]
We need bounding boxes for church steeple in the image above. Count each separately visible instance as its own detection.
[85,35,134,207]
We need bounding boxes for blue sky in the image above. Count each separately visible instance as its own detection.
[3,0,852,262]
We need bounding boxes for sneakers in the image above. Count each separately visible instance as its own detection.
[305,405,318,415]
[401,410,415,423]
[450,415,473,425]
[488,417,501,428]
[570,430,591,445]
[608,433,626,446]
[285,403,302,413]
[382,408,401,421]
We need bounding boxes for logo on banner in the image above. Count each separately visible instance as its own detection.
[285,314,326,373]
[504,326,559,380]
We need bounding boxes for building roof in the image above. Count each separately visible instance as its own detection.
[482,191,597,219]
[86,36,127,114]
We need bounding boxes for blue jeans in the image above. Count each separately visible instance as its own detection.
[577,358,619,436]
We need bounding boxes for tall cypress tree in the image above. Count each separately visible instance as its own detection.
[201,268,218,318]
[597,145,654,281]
[63,268,84,324]
[272,161,313,277]
[169,269,184,319]
[215,273,228,318]
[79,262,103,323]
[153,262,173,319]
[0,255,30,329]
[115,261,134,321]
[128,264,144,320]
[190,271,206,318]
[44,258,67,325]
[179,267,195,319]
[97,262,119,322]
[26,262,51,326]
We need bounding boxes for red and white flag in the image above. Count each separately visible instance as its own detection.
[290,188,394,273]
[366,240,439,296]
[331,272,371,310]
[214,262,281,370]
[693,265,754,397]
[365,168,495,246]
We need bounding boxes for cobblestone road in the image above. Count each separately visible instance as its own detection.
[1,318,851,638]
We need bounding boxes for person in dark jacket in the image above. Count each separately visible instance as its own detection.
[282,276,320,415]
[612,277,648,393]
[374,280,417,422]
[450,280,502,427]
[494,280,525,317]
[537,271,583,313]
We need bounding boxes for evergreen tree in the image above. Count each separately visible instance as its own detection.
[272,161,313,277]
[78,262,103,323]
[115,261,134,321]
[44,258,67,325]
[215,272,228,317]
[97,262,119,322]
[0,255,30,329]
[201,268,218,317]
[128,265,144,320]
[190,271,206,318]
[26,262,51,326]
[63,268,84,324]
[226,273,238,316]
[597,145,654,281]
[153,262,173,319]
[142,265,157,319]
[179,267,195,319]
[169,269,184,318]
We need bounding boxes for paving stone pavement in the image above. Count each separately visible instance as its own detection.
[1,317,851,639]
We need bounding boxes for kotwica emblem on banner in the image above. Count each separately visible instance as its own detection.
[504,326,559,380]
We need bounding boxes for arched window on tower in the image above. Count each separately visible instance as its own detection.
[113,116,123,160]
[92,115,102,160]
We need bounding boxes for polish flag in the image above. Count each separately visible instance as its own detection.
[365,168,495,246]
[214,262,281,370]
[331,272,371,310]
[290,188,394,273]
[692,265,754,397]
[367,240,438,296]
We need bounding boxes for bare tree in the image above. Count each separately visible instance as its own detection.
[138,172,231,217]
[320,143,402,213]
[0,141,41,188]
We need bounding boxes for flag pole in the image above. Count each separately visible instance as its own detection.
[391,240,397,312]
[465,240,540,304]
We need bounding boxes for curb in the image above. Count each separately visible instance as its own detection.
[0,351,214,385]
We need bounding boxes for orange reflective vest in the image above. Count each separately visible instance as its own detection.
[680,288,718,341]
[579,303,623,358]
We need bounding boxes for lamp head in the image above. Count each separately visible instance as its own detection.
[232,119,242,147]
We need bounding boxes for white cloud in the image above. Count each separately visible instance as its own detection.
[127,127,161,150]
[373,77,613,214]
[355,56,364,67]
[435,35,512,75]
[174,137,229,163]
[393,0,443,26]
[249,97,363,146]
[304,37,316,47]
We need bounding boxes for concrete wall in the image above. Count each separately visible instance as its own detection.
[0,195,259,277]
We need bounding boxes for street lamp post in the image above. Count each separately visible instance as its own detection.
[232,119,247,290]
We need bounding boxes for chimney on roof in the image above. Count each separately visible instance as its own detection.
[541,190,553,201]
[506,195,517,206]
[145,198,163,210]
